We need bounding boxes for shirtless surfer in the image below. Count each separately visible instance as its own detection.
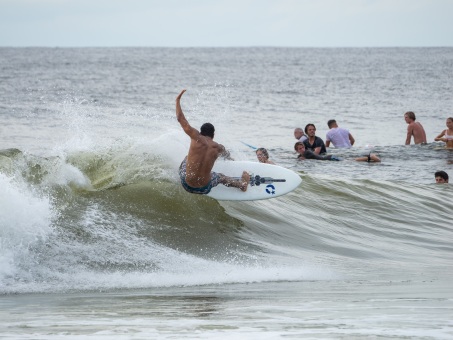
[176,89,250,195]
[404,111,427,145]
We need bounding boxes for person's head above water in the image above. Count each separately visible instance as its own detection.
[327,119,338,128]
[200,123,215,138]
[404,111,416,122]
[256,148,269,162]
[294,128,304,139]
[435,170,449,183]
[446,117,453,127]
[294,141,305,153]
[304,123,316,136]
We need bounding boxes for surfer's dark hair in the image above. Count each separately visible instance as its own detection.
[304,123,316,134]
[200,123,215,138]
[294,142,304,151]
[435,170,449,181]
[327,119,337,128]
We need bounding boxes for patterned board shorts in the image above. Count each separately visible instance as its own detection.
[179,158,221,195]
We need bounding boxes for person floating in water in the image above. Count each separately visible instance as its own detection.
[295,142,339,161]
[176,89,250,195]
[255,148,275,164]
[434,117,453,149]
[404,111,427,145]
[294,142,381,162]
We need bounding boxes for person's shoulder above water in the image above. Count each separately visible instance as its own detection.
[404,111,427,145]
[325,119,355,148]
[434,117,453,149]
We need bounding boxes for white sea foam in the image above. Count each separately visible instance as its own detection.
[0,173,54,280]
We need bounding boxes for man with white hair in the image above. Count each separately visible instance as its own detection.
[294,127,307,142]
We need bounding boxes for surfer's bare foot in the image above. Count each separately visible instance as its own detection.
[240,171,250,192]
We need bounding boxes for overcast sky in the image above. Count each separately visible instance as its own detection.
[1,0,452,47]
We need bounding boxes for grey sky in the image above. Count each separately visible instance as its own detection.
[1,0,452,47]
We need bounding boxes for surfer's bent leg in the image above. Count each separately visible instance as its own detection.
[219,171,250,192]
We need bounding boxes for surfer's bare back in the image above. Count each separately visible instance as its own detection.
[176,89,249,195]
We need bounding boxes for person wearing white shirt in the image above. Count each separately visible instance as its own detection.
[325,120,355,148]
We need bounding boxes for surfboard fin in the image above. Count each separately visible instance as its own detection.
[250,174,286,186]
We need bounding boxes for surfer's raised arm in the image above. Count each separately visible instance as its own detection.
[176,89,199,139]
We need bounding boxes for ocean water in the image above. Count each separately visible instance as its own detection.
[0,47,453,339]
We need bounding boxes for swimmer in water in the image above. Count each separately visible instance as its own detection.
[434,117,453,149]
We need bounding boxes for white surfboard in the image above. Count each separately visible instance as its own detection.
[207,161,301,201]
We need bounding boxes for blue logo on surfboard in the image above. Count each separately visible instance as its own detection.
[265,184,275,195]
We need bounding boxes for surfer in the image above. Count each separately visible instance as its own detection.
[434,117,453,148]
[255,148,275,164]
[294,142,381,162]
[176,89,250,195]
[404,111,427,145]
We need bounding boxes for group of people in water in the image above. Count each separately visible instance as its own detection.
[254,117,384,164]
[255,112,452,184]
[292,120,381,162]
[176,89,450,196]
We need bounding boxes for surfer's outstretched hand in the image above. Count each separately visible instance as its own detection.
[176,89,186,101]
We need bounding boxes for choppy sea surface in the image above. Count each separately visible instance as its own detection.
[1,47,452,339]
